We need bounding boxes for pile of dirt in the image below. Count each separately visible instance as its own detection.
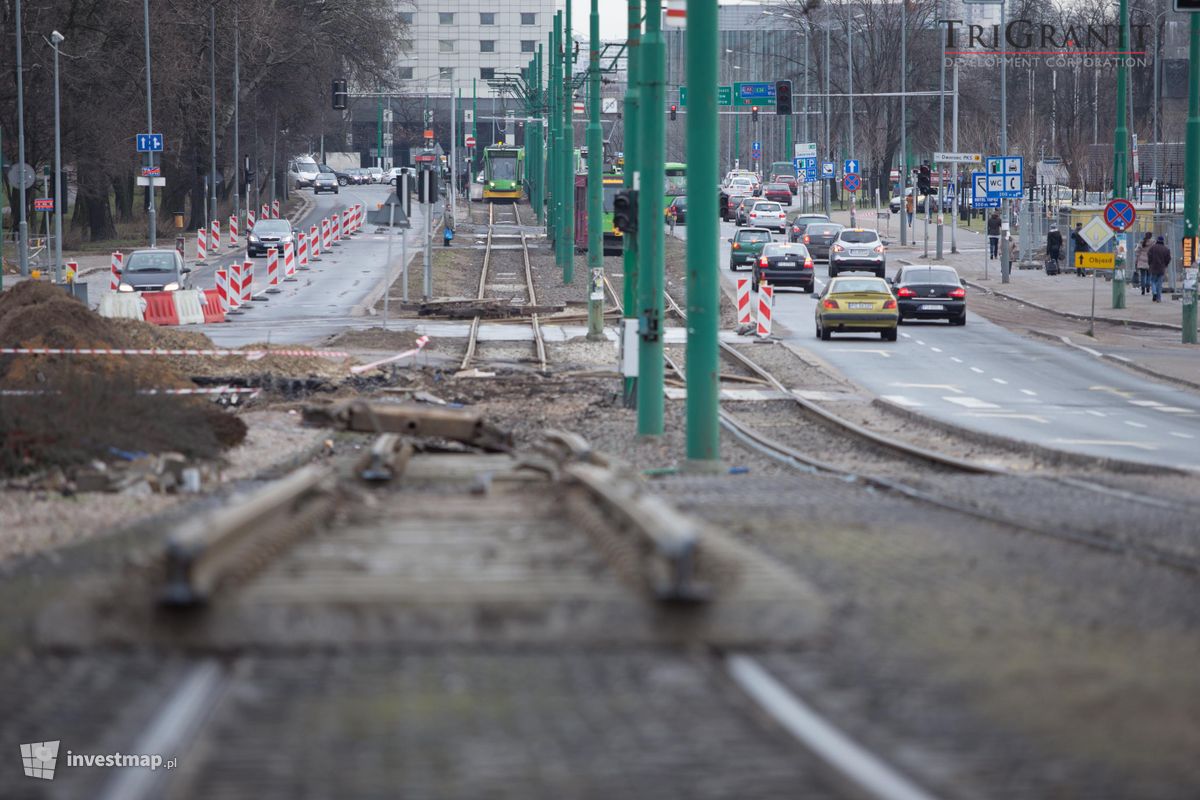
[326,327,422,351]
[0,282,246,476]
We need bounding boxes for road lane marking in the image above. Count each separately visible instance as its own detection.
[950,357,963,363]
[832,349,892,358]
[1155,406,1196,414]
[943,396,1000,409]
[881,395,924,407]
[1128,399,1164,407]
[900,332,912,339]
[1020,389,1037,396]
[930,347,942,353]
[1085,410,1107,417]
[1051,439,1158,451]
[916,339,926,345]
[1090,385,1135,399]
[961,412,1049,423]
[992,378,1008,385]
[970,367,985,374]
[891,383,963,394]
[1123,420,1148,428]
[1170,432,1195,439]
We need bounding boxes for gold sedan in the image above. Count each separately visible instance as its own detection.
[814,276,899,341]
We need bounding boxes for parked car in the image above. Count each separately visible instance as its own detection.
[889,188,939,213]
[247,218,298,257]
[754,242,814,293]
[829,228,887,278]
[313,171,340,195]
[762,183,792,205]
[365,166,385,184]
[815,275,899,341]
[746,201,788,233]
[115,248,191,292]
[289,156,319,188]
[788,213,831,242]
[728,227,773,271]
[665,196,687,224]
[318,164,351,186]
[801,222,844,261]
[891,264,967,325]
[388,166,414,186]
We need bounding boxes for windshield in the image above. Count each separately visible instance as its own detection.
[490,157,517,181]
[839,230,880,244]
[253,221,291,235]
[294,158,318,172]
[673,196,686,207]
[738,231,772,243]
[807,224,843,236]
[753,203,782,212]
[903,268,960,285]
[763,244,808,258]
[124,251,178,273]
[665,174,686,196]
[830,278,889,294]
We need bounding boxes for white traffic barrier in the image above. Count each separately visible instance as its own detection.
[110,251,124,291]
[283,240,297,280]
[227,263,243,312]
[196,228,207,262]
[297,229,309,269]
[98,292,146,320]
[261,203,269,222]
[266,247,281,293]
[229,213,238,247]
[174,289,206,325]
[333,213,342,243]
[757,281,773,338]
[736,277,752,326]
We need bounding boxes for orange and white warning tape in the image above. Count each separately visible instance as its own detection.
[0,347,350,359]
[2,386,260,397]
[348,336,430,374]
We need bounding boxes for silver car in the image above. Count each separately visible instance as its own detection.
[116,248,192,292]
[313,171,339,195]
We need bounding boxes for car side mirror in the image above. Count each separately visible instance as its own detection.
[181,266,192,274]
[727,238,733,243]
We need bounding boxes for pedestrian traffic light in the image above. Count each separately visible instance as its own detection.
[613,189,638,234]
[331,79,348,110]
[670,105,677,121]
[917,164,932,194]
[774,80,793,116]
[751,105,759,121]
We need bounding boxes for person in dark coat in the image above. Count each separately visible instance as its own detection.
[1147,235,1171,302]
[1046,226,1063,274]
[1072,222,1089,276]
[987,211,1001,259]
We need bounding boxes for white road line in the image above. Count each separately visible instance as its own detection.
[969,367,984,374]
[1128,399,1164,407]
[1085,410,1107,417]
[943,396,1000,409]
[992,378,1008,385]
[900,332,912,339]
[961,412,1049,423]
[930,347,942,353]
[881,395,924,407]
[1020,389,1037,396]
[832,348,892,358]
[727,656,940,800]
[950,357,963,363]
[891,383,963,394]
[916,339,926,345]
[1156,406,1196,414]
[1170,432,1195,439]
[1051,439,1158,451]
[1124,420,1148,428]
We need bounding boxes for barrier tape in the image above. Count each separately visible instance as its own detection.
[2,386,261,397]
[0,347,350,359]
[348,336,430,374]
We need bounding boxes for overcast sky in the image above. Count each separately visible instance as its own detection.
[569,0,767,42]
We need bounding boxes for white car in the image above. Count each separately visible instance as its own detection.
[746,201,787,232]
[289,156,319,189]
[388,166,414,186]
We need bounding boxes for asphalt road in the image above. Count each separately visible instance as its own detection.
[673,214,1200,469]
[192,183,437,347]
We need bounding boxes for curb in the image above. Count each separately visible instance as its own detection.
[1024,328,1200,393]
[959,276,1184,332]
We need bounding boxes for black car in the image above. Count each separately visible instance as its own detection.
[788,213,831,243]
[313,171,340,195]
[666,196,687,224]
[892,265,966,324]
[801,222,844,261]
[248,219,297,257]
[723,193,748,222]
[754,242,814,293]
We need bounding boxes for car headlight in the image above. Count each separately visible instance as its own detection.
[281,236,293,245]
[118,282,135,292]
[163,282,180,292]
[249,235,260,243]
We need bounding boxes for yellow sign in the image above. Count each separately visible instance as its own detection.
[1075,252,1115,270]
[1184,236,1198,267]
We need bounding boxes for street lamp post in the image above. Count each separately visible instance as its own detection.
[15,0,31,273]
[209,5,218,226]
[143,0,157,247]
[847,11,858,227]
[1111,0,1130,309]
[233,8,240,228]
[900,0,908,246]
[51,30,65,283]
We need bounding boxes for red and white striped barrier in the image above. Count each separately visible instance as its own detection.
[333,212,342,244]
[757,281,773,338]
[0,346,350,358]
[297,229,310,270]
[283,240,297,280]
[260,203,269,222]
[110,251,124,291]
[248,208,256,229]
[229,213,238,247]
[210,220,220,255]
[356,204,364,232]
[272,199,280,219]
[322,218,331,250]
[227,263,243,313]
[216,268,237,315]
[241,259,254,305]
[309,224,321,261]
[195,228,207,262]
[349,336,431,374]
[266,247,281,293]
[342,208,351,237]
[736,277,752,326]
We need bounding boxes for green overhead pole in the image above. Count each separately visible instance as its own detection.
[586,0,604,338]
[550,18,561,243]
[561,1,576,284]
[686,0,720,464]
[622,0,643,408]
[1183,15,1199,344]
[1111,0,1130,310]
[472,79,478,177]
[636,0,665,436]
[533,48,544,223]
[1,121,5,291]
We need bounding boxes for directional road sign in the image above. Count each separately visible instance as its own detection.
[678,85,733,107]
[843,173,861,193]
[751,141,761,154]
[794,157,818,183]
[932,152,982,164]
[971,171,1000,208]
[821,161,835,178]
[1104,198,1136,232]
[733,81,775,106]
[1079,215,1115,251]
[844,159,860,175]
[983,155,1023,199]
[136,133,164,152]
[794,142,817,158]
[1075,252,1116,270]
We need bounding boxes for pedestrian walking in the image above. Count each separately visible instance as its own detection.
[1046,225,1063,275]
[1133,231,1154,294]
[1147,235,1171,302]
[905,193,915,227]
[987,211,1002,259]
[1072,222,1089,276]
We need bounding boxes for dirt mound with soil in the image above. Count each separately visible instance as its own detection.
[0,282,246,476]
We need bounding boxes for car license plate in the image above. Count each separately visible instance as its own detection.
[851,249,869,257]
[849,302,872,309]
[781,260,796,267]
[919,304,945,311]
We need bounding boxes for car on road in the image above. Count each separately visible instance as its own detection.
[723,193,749,222]
[365,166,385,184]
[248,218,298,257]
[746,201,788,233]
[728,227,773,272]
[726,177,758,197]
[801,222,844,262]
[665,196,687,224]
[115,248,192,292]
[891,265,967,325]
[318,164,352,186]
[762,183,792,205]
[313,171,340,195]
[788,213,831,243]
[815,276,899,341]
[388,166,414,186]
[770,174,799,195]
[289,156,320,188]
[347,168,371,185]
[754,242,814,293]
[829,228,886,278]
[734,196,759,226]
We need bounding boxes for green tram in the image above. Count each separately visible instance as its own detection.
[665,161,687,210]
[483,146,524,201]
[574,172,627,255]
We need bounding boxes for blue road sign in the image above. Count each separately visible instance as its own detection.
[821,161,835,178]
[1104,198,1136,232]
[792,156,818,183]
[971,171,1000,208]
[843,173,861,192]
[985,155,1023,199]
[751,140,761,153]
[844,159,860,175]
[137,133,164,152]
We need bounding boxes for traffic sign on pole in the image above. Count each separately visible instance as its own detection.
[971,171,999,208]
[821,161,835,178]
[932,151,982,164]
[733,82,776,106]
[844,159,860,174]
[1104,198,1136,232]
[136,133,164,152]
[843,173,861,192]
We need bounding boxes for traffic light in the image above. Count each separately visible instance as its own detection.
[670,104,677,121]
[751,105,759,121]
[613,189,638,234]
[331,79,348,110]
[917,164,932,195]
[774,80,793,116]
